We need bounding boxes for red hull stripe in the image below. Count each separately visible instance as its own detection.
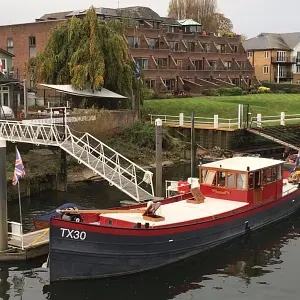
[51,189,300,236]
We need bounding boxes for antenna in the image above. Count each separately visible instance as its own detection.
[117,0,120,8]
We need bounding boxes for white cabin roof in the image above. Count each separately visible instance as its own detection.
[201,156,283,172]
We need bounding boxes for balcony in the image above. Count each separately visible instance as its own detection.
[274,71,293,79]
[271,56,296,64]
[0,68,20,82]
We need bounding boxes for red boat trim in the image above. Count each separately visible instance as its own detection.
[51,189,300,236]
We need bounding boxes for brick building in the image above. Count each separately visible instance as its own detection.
[0,6,255,93]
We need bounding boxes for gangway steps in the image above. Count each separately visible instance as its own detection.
[61,141,153,201]
[247,128,299,151]
[0,120,154,202]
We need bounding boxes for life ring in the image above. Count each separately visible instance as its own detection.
[177,181,190,194]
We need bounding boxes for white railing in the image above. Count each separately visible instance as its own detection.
[61,128,154,202]
[149,114,239,129]
[0,119,154,202]
[22,115,96,125]
[251,112,300,127]
[8,221,24,250]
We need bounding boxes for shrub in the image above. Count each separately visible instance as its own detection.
[249,89,258,94]
[164,93,173,99]
[216,87,243,96]
[142,87,155,100]
[183,84,191,93]
[202,89,219,96]
[258,86,271,93]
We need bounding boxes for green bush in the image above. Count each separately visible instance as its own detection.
[216,87,243,96]
[202,89,219,96]
[142,87,155,100]
[258,86,271,93]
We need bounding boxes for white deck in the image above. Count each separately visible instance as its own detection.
[102,198,249,227]
[202,156,283,172]
[102,182,298,227]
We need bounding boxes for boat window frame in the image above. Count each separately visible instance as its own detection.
[200,167,247,190]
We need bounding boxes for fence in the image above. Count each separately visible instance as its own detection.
[251,112,300,127]
[149,113,239,129]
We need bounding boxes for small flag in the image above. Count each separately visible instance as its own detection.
[12,147,25,185]
[135,62,140,79]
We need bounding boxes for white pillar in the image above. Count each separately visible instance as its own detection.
[214,115,218,129]
[238,104,243,129]
[280,112,285,126]
[277,64,280,84]
[257,113,262,128]
[179,113,184,126]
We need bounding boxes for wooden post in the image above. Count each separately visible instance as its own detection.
[280,112,285,126]
[0,138,8,251]
[257,113,262,128]
[214,115,218,129]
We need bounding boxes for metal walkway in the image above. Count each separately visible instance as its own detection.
[246,128,299,151]
[0,120,154,202]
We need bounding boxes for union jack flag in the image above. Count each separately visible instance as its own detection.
[12,147,25,186]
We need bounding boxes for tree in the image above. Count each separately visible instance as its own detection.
[168,0,234,34]
[29,7,139,97]
[212,13,233,35]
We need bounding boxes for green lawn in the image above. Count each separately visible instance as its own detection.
[142,94,300,119]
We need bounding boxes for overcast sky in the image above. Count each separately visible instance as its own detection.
[0,0,299,38]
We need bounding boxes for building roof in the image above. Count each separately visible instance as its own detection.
[161,17,181,26]
[201,156,283,172]
[243,32,300,51]
[0,48,15,57]
[39,84,127,99]
[178,19,201,26]
[39,10,73,21]
[39,6,163,22]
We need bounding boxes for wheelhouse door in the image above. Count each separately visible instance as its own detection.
[253,170,262,205]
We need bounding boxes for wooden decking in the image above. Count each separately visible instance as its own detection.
[8,228,49,249]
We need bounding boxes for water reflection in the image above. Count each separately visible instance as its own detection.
[40,215,300,300]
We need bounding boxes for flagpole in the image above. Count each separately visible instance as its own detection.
[17,181,23,232]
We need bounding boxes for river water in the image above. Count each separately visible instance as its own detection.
[1,164,300,300]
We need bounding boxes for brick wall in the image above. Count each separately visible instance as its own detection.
[0,20,62,81]
[252,50,272,82]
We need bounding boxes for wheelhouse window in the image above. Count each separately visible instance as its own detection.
[236,173,246,190]
[227,173,235,188]
[204,170,216,185]
[277,165,282,180]
[200,169,207,183]
[217,172,226,187]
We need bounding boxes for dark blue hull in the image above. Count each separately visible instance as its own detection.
[49,190,300,282]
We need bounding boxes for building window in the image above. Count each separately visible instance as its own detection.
[264,51,269,59]
[168,41,179,51]
[263,65,269,74]
[176,60,182,68]
[296,66,300,73]
[194,60,202,70]
[187,42,196,52]
[127,37,140,48]
[147,79,156,89]
[230,44,238,53]
[29,36,36,58]
[148,38,159,49]
[135,58,148,70]
[166,26,176,33]
[296,80,300,84]
[7,39,14,54]
[224,61,232,70]
[247,51,252,58]
[155,58,168,67]
[0,59,7,72]
[204,43,211,52]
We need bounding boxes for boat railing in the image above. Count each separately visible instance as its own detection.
[7,221,24,250]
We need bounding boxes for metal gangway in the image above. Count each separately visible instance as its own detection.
[0,120,154,202]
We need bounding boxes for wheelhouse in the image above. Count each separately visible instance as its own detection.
[199,157,284,205]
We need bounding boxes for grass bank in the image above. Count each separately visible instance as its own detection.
[142,94,300,118]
